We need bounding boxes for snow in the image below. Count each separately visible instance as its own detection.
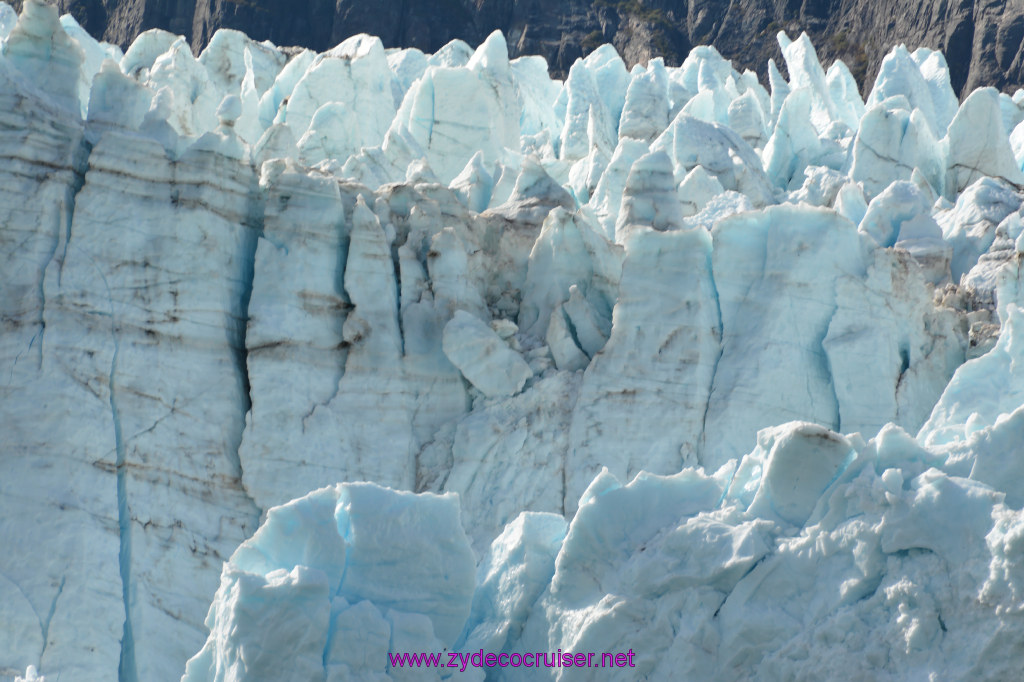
[3,1,1024,679]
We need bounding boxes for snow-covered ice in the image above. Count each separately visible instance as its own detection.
[3,0,1024,679]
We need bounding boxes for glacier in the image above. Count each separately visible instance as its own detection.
[2,0,1024,678]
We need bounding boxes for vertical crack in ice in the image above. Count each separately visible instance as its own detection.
[819,303,842,432]
[393,245,406,357]
[427,78,436,145]
[895,340,911,393]
[227,175,265,520]
[60,139,91,288]
[87,216,136,682]
[32,198,62,370]
[560,304,590,359]
[561,456,568,517]
[109,323,137,682]
[38,574,66,664]
[35,137,89,369]
[322,511,353,676]
[700,247,725,464]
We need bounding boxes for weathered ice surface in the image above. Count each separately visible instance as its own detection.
[566,225,720,511]
[0,6,122,680]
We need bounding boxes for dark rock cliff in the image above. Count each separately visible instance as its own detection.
[17,0,1024,96]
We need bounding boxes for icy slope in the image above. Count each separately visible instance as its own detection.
[2,0,1024,679]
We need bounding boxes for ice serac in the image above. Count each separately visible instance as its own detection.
[237,161,353,512]
[824,248,965,437]
[825,60,865,133]
[944,88,1024,198]
[399,190,482,395]
[763,87,822,191]
[746,423,855,526]
[858,180,933,249]
[910,48,959,134]
[87,59,153,140]
[613,150,683,242]
[936,176,1023,281]
[919,305,1024,448]
[867,45,946,137]
[559,58,614,162]
[652,112,774,208]
[184,565,331,682]
[726,90,769,151]
[513,53,562,141]
[387,47,428,106]
[958,192,1024,307]
[285,34,394,150]
[2,0,85,116]
[142,38,221,142]
[393,31,519,184]
[618,58,669,143]
[566,226,720,512]
[678,166,725,217]
[850,102,944,200]
[583,45,629,135]
[586,137,650,238]
[295,196,414,491]
[198,29,285,100]
[518,206,621,343]
[182,483,476,681]
[0,3,119,679]
[56,116,262,679]
[449,150,493,213]
[778,32,841,133]
[703,205,863,471]
[59,14,123,119]
[478,158,574,318]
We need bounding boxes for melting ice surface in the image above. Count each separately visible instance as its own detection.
[5,0,1024,678]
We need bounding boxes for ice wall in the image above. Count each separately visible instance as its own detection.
[1,0,1024,679]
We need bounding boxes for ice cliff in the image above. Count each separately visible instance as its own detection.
[3,0,1024,679]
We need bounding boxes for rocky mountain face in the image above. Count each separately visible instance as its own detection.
[16,0,1024,95]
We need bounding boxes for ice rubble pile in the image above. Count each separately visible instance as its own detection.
[4,0,1024,678]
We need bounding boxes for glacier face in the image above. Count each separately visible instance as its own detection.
[3,0,1024,679]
